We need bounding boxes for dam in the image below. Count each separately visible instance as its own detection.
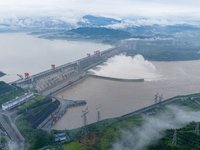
[12,39,200,130]
[16,40,136,95]
[51,58,200,130]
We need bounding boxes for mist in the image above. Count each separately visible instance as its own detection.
[1,0,200,29]
[89,54,161,81]
[112,105,200,150]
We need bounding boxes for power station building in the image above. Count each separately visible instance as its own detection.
[2,93,34,111]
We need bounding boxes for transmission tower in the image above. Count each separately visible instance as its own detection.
[172,129,177,145]
[96,104,101,128]
[155,93,159,104]
[159,93,163,103]
[195,122,199,134]
[81,107,89,135]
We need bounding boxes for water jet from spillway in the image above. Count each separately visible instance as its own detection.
[89,54,162,81]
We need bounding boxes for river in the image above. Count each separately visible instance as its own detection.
[52,57,200,130]
[1,33,200,131]
[0,32,112,82]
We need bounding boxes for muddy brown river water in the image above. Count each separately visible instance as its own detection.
[52,60,200,130]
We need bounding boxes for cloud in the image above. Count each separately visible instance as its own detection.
[104,19,177,29]
[104,18,200,29]
[112,105,200,150]
[1,0,200,28]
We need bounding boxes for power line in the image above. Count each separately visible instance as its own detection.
[195,122,199,134]
[96,104,101,129]
[172,129,176,145]
[159,93,163,103]
[155,93,159,104]
[177,132,200,143]
[176,133,200,149]
[81,107,89,135]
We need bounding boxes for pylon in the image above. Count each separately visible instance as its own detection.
[155,93,159,104]
[172,129,177,145]
[96,105,101,128]
[81,107,89,135]
[195,122,199,134]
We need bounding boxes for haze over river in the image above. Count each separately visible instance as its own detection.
[52,56,200,130]
[0,32,111,82]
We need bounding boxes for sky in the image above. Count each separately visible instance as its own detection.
[1,0,200,26]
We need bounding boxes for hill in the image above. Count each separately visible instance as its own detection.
[0,71,5,77]
[78,15,121,27]
[0,81,25,105]
[68,27,132,40]
[148,122,200,150]
[39,94,200,150]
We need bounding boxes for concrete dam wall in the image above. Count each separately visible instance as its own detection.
[16,46,123,95]
[88,74,144,82]
[42,72,87,96]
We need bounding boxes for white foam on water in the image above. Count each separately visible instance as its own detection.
[89,54,162,81]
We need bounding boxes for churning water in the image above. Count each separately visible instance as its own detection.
[89,54,162,81]
[52,56,200,130]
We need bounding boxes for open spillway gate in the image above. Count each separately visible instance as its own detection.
[16,45,126,95]
[16,40,137,95]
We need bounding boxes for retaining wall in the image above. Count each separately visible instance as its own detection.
[88,74,144,82]
[97,95,187,123]
[48,101,86,129]
[37,104,62,129]
[42,72,87,96]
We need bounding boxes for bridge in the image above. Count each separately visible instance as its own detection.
[16,41,136,95]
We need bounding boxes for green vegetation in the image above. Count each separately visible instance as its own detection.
[16,99,61,149]
[1,137,6,143]
[30,130,54,150]
[19,99,59,128]
[24,103,51,128]
[69,27,133,40]
[62,115,143,150]
[15,93,200,150]
[125,39,200,61]
[0,82,25,105]
[0,122,5,132]
[16,109,54,150]
[34,95,44,100]
[127,50,200,61]
[62,142,92,150]
[101,39,119,45]
[17,96,52,114]
[0,71,5,77]
[0,122,11,140]
[0,81,13,95]
[17,95,45,112]
[61,95,200,150]
[17,100,36,111]
[1,114,14,132]
[40,146,55,150]
[148,122,200,150]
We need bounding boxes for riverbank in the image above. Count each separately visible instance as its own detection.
[61,93,200,150]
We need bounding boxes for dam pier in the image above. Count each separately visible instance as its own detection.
[16,41,136,95]
[6,41,137,132]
